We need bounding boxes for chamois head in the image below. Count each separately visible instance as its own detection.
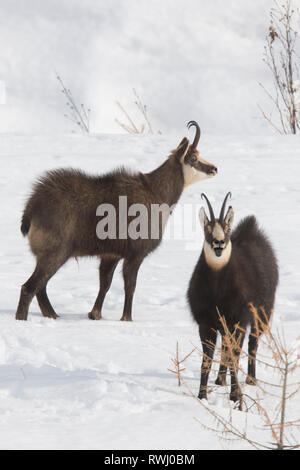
[199,192,234,270]
[174,121,217,188]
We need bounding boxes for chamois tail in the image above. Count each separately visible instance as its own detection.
[21,210,31,236]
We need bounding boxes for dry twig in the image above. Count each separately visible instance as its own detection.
[56,74,91,133]
[115,89,158,134]
[168,342,195,387]
[259,0,300,134]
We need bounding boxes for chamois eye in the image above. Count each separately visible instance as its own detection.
[190,155,197,163]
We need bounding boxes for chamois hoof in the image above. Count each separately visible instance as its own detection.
[15,313,28,321]
[88,311,102,320]
[120,316,132,322]
[215,376,227,386]
[198,391,208,401]
[246,375,257,385]
[230,390,242,404]
[42,312,59,319]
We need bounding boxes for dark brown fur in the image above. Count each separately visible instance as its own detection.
[16,137,216,321]
[187,215,279,402]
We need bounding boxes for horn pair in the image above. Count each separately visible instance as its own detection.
[201,192,232,223]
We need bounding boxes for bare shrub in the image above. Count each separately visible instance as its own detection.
[56,74,91,133]
[115,88,159,134]
[259,0,300,134]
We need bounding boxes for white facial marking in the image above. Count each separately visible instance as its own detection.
[204,240,232,271]
[183,165,208,188]
[181,152,215,189]
[212,223,225,241]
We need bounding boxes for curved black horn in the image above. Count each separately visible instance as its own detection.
[219,192,232,222]
[201,193,215,222]
[187,120,201,149]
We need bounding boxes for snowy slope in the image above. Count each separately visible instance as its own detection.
[0,0,281,135]
[0,132,299,449]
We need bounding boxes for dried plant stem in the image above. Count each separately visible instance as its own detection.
[259,0,300,134]
[115,101,144,134]
[115,89,157,134]
[168,342,195,387]
[56,74,90,134]
[133,88,153,134]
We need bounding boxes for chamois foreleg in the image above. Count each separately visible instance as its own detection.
[198,324,217,400]
[215,336,228,386]
[88,256,120,320]
[246,332,260,385]
[227,329,245,404]
[120,256,143,322]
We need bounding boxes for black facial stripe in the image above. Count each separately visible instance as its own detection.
[194,161,216,175]
[184,154,216,175]
[213,239,225,246]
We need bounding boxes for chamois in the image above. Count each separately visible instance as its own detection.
[16,121,217,322]
[187,193,278,403]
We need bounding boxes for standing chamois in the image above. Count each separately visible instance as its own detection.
[187,193,278,403]
[16,121,217,322]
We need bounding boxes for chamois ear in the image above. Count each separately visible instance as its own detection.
[224,206,234,230]
[199,207,209,230]
[174,137,189,161]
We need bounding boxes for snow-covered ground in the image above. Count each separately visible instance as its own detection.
[0,0,282,136]
[0,132,299,450]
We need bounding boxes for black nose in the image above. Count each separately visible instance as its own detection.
[211,166,217,175]
[214,248,223,257]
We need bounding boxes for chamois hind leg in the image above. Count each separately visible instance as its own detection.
[246,323,264,385]
[246,333,259,385]
[215,336,228,386]
[120,256,143,322]
[88,256,120,320]
[246,309,270,385]
[198,324,217,400]
[36,285,59,319]
[15,252,68,321]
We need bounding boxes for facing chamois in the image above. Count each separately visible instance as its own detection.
[187,193,278,403]
[16,121,217,322]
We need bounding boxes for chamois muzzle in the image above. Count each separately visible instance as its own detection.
[206,164,218,176]
[213,238,225,257]
[214,247,223,257]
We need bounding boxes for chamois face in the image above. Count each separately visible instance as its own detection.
[181,147,217,188]
[177,121,217,188]
[199,195,234,270]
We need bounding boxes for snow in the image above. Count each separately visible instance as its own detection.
[0,132,299,449]
[0,0,284,135]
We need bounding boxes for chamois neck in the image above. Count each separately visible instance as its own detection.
[203,240,232,271]
[145,157,184,206]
